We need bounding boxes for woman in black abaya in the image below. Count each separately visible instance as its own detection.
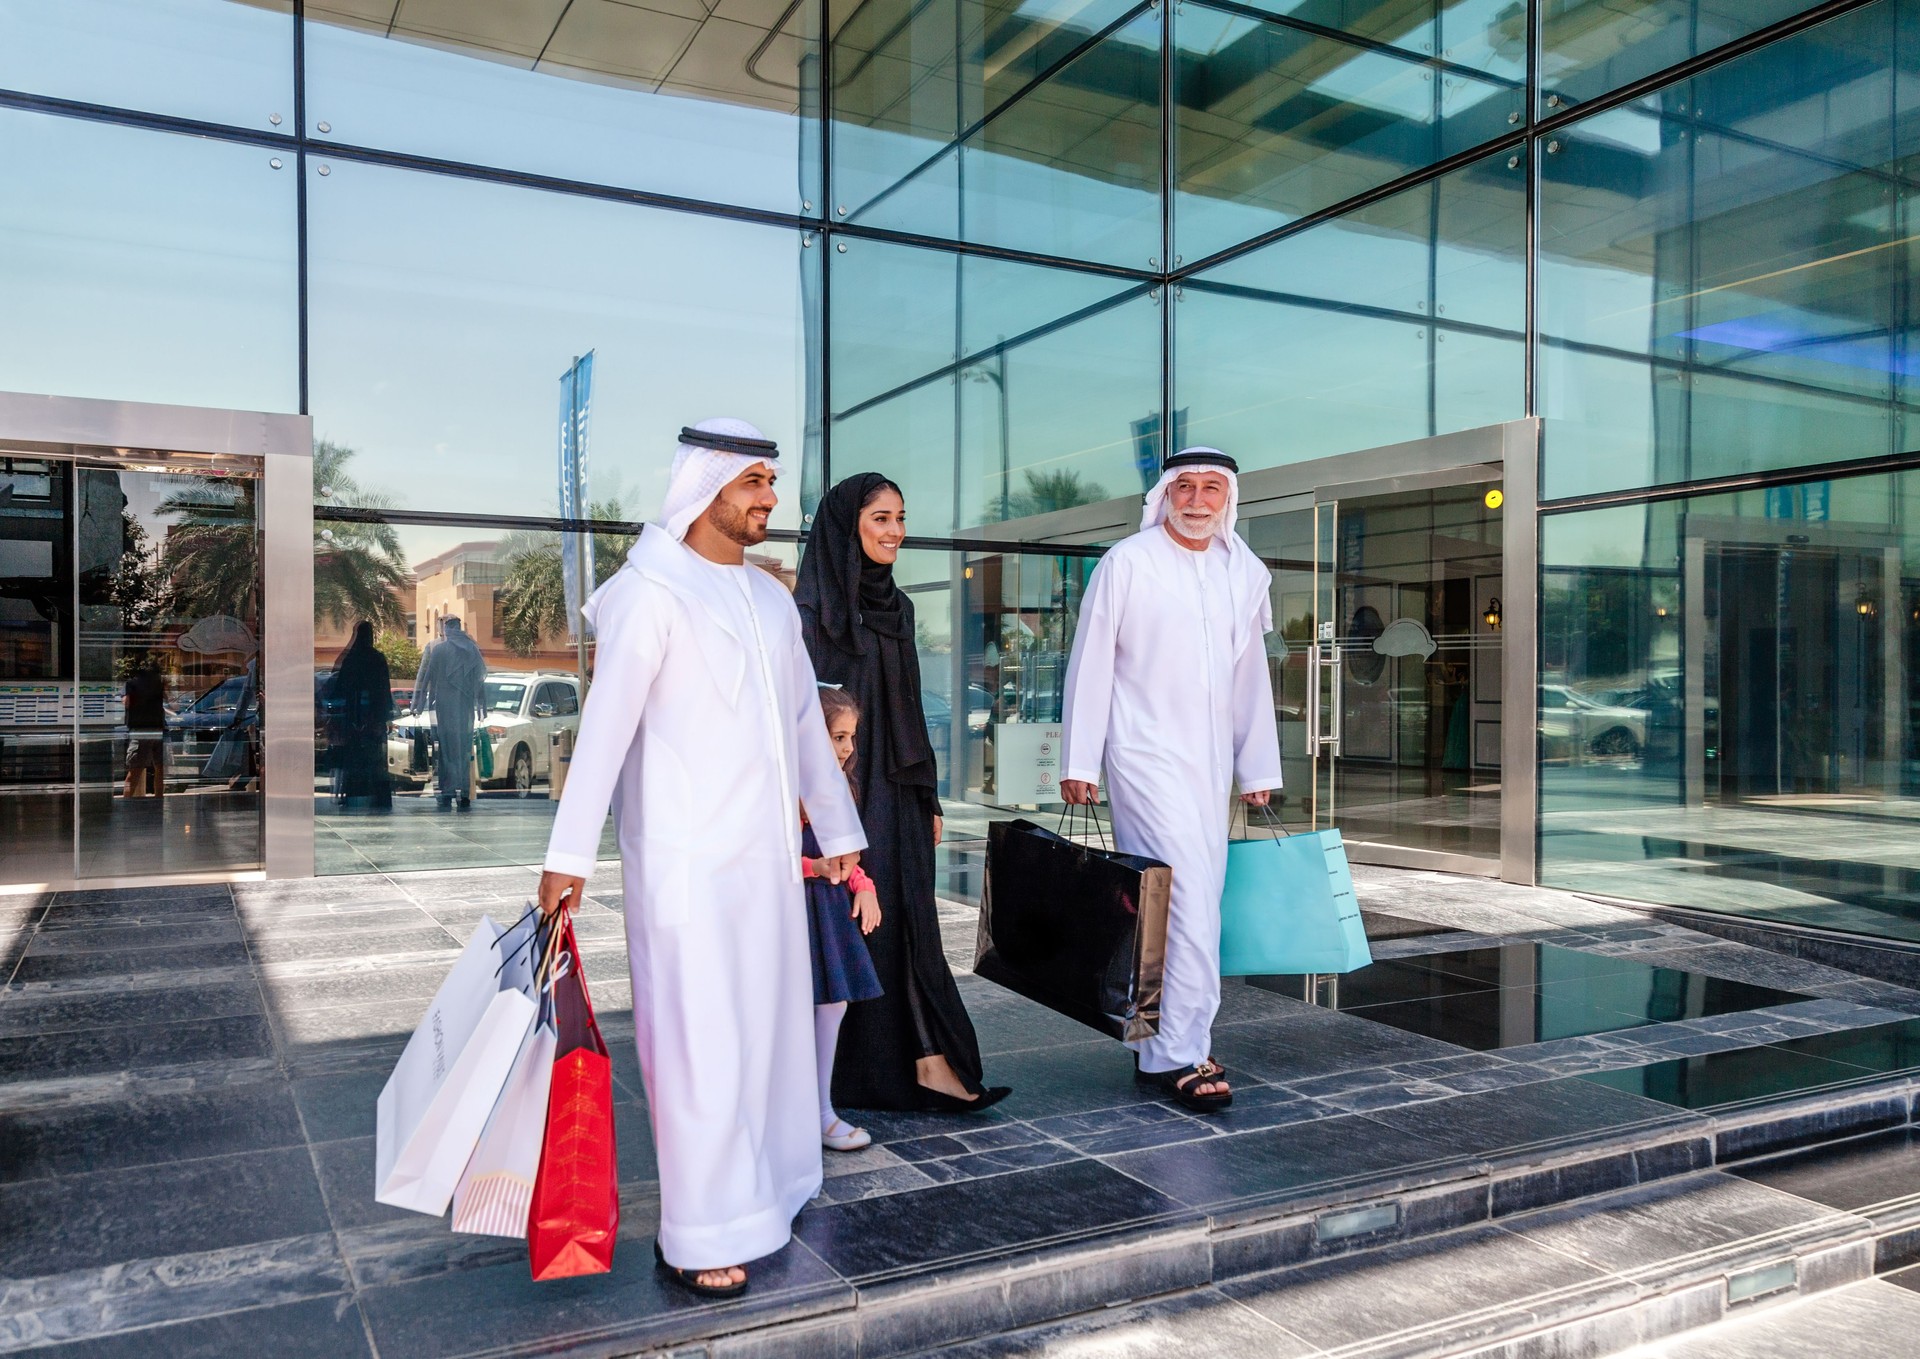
[329,621,394,811]
[796,474,1008,1113]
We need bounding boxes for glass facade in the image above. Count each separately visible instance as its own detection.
[5,0,1920,946]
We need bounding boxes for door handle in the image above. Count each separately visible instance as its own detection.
[1326,650,1343,756]
[1307,643,1321,750]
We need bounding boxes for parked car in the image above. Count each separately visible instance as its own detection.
[168,672,257,781]
[387,671,581,796]
[1538,683,1648,758]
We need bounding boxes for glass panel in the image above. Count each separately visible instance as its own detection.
[843,3,1161,268]
[1173,2,1524,265]
[307,158,810,525]
[1178,148,1524,474]
[1239,504,1317,827]
[76,463,263,879]
[0,109,298,414]
[1542,0,1831,114]
[1252,482,1503,860]
[829,237,1161,533]
[315,515,659,874]
[304,0,820,214]
[1537,2,1920,500]
[0,0,292,130]
[829,0,1142,257]
[1539,466,1920,944]
[0,459,74,883]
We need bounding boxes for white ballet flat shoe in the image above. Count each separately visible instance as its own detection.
[822,1118,871,1152]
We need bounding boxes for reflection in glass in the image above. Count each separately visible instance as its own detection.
[0,0,292,130]
[1537,2,1920,499]
[306,158,808,524]
[829,237,1159,533]
[0,109,298,414]
[1541,0,1829,112]
[1539,465,1920,943]
[1178,150,1524,473]
[1173,3,1523,264]
[303,0,820,213]
[313,516,636,875]
[830,0,1146,265]
[0,459,75,882]
[76,463,264,878]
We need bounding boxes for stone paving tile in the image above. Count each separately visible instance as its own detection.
[10,862,1920,1357]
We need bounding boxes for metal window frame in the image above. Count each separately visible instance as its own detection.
[0,391,315,886]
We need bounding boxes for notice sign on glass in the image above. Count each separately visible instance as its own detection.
[994,723,1065,806]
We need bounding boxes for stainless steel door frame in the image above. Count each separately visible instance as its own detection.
[1240,420,1540,885]
[0,391,314,885]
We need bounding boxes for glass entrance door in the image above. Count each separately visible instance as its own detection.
[1243,477,1505,867]
[0,454,263,884]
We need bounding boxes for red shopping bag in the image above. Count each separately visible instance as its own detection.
[527,916,620,1280]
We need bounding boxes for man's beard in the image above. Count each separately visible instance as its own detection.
[1173,507,1223,539]
[707,498,769,547]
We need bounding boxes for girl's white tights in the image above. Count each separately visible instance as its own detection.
[814,1001,848,1131]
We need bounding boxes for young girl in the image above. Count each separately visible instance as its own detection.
[803,686,884,1151]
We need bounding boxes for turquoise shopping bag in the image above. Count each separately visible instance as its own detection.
[1218,812,1371,976]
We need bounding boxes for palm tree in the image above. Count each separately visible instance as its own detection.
[158,477,259,621]
[496,499,639,656]
[1002,468,1108,521]
[312,440,409,632]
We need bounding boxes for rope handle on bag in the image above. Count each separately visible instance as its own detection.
[1053,797,1112,851]
[1236,796,1290,840]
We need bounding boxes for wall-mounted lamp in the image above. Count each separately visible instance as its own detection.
[1654,605,1669,618]
[1857,595,1878,618]
[1483,597,1502,631]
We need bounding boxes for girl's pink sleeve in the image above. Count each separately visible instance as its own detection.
[850,864,875,895]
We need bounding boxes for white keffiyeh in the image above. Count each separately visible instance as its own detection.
[1140,446,1240,542]
[658,417,779,541]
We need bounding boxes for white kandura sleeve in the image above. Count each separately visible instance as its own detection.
[1231,614,1284,794]
[542,577,667,879]
[788,623,866,859]
[1061,554,1122,787]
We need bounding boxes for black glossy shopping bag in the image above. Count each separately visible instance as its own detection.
[974,815,1169,1042]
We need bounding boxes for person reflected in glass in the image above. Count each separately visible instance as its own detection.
[796,474,1008,1114]
[329,621,394,812]
[414,615,485,811]
[122,655,168,800]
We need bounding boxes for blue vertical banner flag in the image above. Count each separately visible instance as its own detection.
[556,353,596,642]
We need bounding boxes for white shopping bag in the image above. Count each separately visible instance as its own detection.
[375,913,538,1215]
[450,1009,558,1237]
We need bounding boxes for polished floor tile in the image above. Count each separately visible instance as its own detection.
[0,1146,331,1276]
[1767,1017,1920,1076]
[25,1294,372,1359]
[795,1157,1188,1281]
[1632,1279,1920,1358]
[936,1285,1316,1358]
[1732,1127,1920,1210]
[0,1078,306,1181]
[1223,1222,1614,1350]
[1359,1077,1691,1159]
[0,1013,274,1082]
[1504,1173,1845,1272]
[1579,1044,1880,1110]
[1105,1113,1447,1211]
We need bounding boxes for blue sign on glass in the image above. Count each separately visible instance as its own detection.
[557,352,595,641]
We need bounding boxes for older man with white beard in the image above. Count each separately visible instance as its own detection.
[1059,446,1282,1112]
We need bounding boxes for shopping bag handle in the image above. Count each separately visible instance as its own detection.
[1238,798,1289,839]
[1054,799,1112,851]
[493,902,545,977]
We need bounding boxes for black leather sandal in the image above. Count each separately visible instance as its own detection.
[654,1240,748,1298]
[1136,1059,1233,1112]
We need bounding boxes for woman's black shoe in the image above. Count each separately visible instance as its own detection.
[917,1083,1012,1114]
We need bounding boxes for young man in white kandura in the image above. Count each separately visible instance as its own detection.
[536,419,866,1298]
[1059,446,1283,1113]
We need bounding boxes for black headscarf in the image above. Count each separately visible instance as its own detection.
[795,474,937,791]
[331,621,392,738]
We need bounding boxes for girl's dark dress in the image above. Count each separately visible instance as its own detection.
[796,473,992,1110]
[804,823,883,1004]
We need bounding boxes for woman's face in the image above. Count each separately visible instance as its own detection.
[828,712,858,768]
[858,487,906,566]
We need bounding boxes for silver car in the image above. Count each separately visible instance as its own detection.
[388,672,582,796]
